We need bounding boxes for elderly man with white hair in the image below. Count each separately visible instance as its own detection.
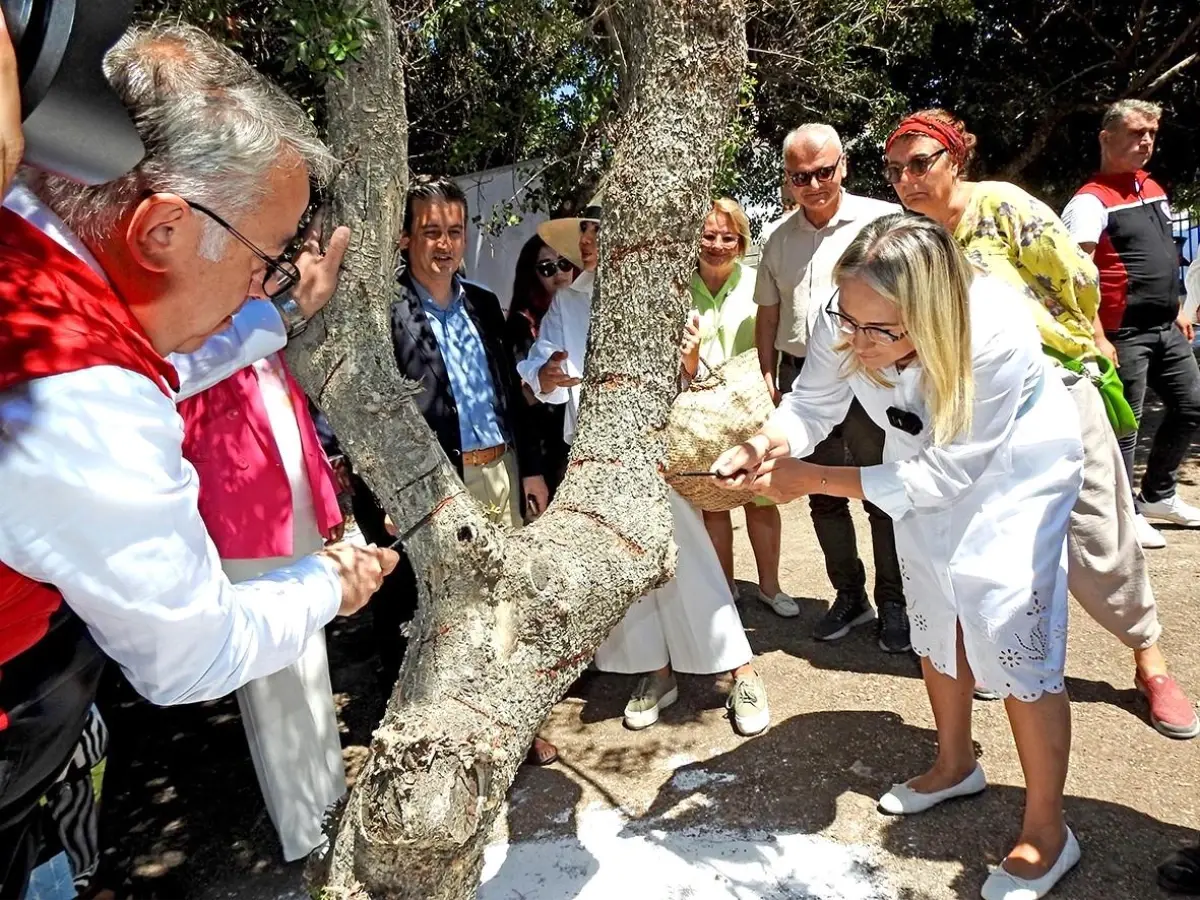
[753,123,909,652]
[0,25,399,895]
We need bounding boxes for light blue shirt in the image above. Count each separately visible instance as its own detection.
[414,276,506,452]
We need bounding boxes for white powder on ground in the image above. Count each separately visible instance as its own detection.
[479,805,895,900]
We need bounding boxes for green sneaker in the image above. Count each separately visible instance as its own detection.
[623,672,678,730]
[727,671,770,736]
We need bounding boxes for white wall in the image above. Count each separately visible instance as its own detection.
[455,162,548,313]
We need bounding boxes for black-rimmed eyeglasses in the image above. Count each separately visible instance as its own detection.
[826,293,907,344]
[186,200,301,298]
[785,154,843,187]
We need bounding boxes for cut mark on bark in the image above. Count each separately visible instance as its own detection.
[593,372,654,391]
[394,491,464,545]
[535,647,593,679]
[556,505,647,556]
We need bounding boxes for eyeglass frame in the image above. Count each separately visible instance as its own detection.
[825,291,907,345]
[882,148,949,185]
[184,200,301,299]
[535,257,574,277]
[784,154,843,188]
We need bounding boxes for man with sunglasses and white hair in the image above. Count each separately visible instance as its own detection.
[754,123,909,652]
[0,25,400,895]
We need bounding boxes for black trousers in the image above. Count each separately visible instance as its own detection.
[0,611,106,900]
[1110,323,1200,503]
[350,477,420,686]
[780,353,905,607]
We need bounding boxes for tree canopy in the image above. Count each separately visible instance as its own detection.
[136,0,1200,216]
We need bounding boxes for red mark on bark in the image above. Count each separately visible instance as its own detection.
[557,505,646,556]
[536,648,593,678]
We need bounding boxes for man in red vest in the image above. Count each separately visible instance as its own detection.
[0,25,398,896]
[1063,100,1200,550]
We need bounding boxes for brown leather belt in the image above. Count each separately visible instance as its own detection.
[462,442,506,467]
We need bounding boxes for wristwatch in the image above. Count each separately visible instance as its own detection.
[272,292,309,338]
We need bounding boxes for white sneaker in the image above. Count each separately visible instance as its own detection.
[878,764,987,815]
[980,827,1080,899]
[623,673,678,730]
[1139,493,1200,527]
[1134,513,1167,549]
[756,590,800,618]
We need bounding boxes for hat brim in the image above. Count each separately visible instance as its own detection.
[537,217,599,271]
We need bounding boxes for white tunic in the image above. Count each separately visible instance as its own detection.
[772,276,1084,700]
[219,355,346,861]
[518,271,752,674]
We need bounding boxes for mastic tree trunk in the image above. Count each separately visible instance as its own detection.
[286,1,748,897]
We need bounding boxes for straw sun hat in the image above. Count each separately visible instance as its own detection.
[537,196,602,270]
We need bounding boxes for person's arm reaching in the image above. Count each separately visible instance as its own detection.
[171,300,287,401]
[0,368,396,705]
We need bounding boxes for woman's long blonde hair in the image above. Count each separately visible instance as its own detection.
[834,213,975,446]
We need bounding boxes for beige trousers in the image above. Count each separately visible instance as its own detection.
[462,450,521,528]
[1064,369,1161,649]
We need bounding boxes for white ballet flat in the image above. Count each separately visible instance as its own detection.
[877,763,987,815]
[980,827,1080,900]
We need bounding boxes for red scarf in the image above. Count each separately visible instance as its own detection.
[0,208,178,665]
[886,114,968,163]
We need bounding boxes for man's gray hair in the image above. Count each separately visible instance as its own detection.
[1102,99,1163,131]
[782,123,843,157]
[29,24,337,259]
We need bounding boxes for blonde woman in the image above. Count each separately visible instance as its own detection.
[714,214,1084,900]
[683,198,795,618]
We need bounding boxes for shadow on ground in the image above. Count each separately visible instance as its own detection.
[625,710,1193,900]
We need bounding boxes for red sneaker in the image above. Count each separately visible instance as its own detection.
[1136,672,1200,740]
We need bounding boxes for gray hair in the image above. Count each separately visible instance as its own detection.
[29,24,337,259]
[1102,99,1163,131]
[783,123,843,157]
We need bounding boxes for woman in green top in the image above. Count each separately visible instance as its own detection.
[884,109,1197,741]
[681,198,798,619]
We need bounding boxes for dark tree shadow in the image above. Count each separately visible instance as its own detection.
[91,612,388,900]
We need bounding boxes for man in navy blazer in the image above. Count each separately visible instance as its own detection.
[389,175,545,510]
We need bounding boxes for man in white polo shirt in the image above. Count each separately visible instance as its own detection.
[754,123,908,652]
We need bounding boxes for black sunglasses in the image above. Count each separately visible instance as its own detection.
[535,257,574,278]
[826,292,907,344]
[883,148,948,185]
[186,200,301,298]
[785,154,843,187]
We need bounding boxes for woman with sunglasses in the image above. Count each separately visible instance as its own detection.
[714,214,1084,900]
[884,109,1198,740]
[685,198,795,618]
[506,235,577,499]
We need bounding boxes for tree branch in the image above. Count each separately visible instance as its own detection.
[295,0,749,897]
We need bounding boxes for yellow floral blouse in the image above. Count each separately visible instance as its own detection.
[954,181,1101,361]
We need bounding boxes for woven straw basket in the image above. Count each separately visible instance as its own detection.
[665,349,775,512]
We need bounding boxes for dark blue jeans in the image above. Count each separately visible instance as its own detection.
[780,353,905,607]
[1110,323,1200,503]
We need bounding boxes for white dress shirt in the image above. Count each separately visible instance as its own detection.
[0,191,342,706]
[516,269,594,444]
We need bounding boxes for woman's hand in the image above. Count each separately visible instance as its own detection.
[681,311,701,378]
[747,458,824,504]
[711,435,771,489]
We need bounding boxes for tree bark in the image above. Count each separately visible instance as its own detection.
[287,0,747,897]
